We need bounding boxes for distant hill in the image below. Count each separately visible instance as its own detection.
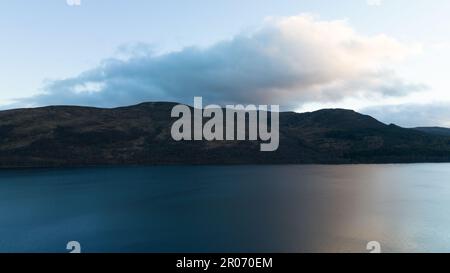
[413,127,450,137]
[0,102,449,168]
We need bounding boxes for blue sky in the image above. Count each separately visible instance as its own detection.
[1,0,450,126]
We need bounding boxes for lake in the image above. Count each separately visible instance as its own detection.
[0,164,449,253]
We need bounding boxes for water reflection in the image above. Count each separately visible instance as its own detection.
[0,164,449,252]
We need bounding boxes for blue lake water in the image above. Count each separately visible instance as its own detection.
[0,164,450,253]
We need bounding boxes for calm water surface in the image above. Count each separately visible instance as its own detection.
[0,164,449,253]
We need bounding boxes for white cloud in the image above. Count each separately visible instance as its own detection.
[12,14,422,109]
[367,0,382,6]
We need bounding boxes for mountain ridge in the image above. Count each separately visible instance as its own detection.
[0,102,449,168]
[413,127,450,137]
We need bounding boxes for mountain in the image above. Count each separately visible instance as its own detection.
[0,102,449,168]
[413,127,450,137]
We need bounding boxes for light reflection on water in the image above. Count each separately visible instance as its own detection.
[0,164,449,253]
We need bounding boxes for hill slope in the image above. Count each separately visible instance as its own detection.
[0,102,449,168]
[413,127,450,137]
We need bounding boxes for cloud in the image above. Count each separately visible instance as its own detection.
[362,102,450,127]
[367,0,382,6]
[13,14,422,109]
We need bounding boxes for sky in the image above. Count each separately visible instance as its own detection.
[1,0,450,127]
